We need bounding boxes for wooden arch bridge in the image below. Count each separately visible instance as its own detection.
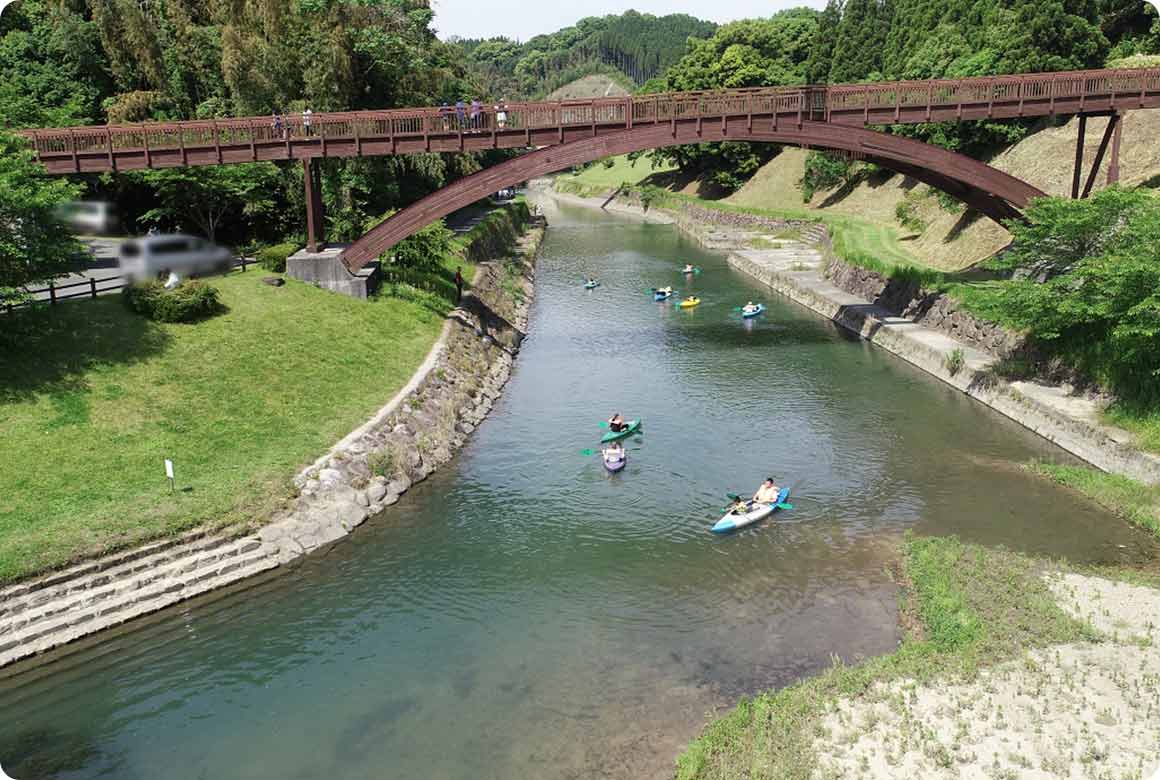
[21,67,1160,278]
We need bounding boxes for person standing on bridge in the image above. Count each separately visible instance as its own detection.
[454,266,464,304]
[496,99,508,129]
[271,112,282,139]
[455,99,466,130]
[469,99,481,131]
[302,107,313,136]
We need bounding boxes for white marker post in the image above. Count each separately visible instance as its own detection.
[164,458,175,493]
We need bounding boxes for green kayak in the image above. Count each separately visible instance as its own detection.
[601,419,641,443]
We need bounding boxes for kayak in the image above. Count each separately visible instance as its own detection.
[741,304,765,318]
[711,488,790,534]
[603,451,626,472]
[654,289,674,301]
[584,281,600,289]
[600,419,641,443]
[679,297,701,308]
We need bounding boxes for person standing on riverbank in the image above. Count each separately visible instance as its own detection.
[455,266,463,303]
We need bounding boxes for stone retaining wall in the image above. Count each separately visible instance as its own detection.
[823,257,1022,358]
[0,219,544,671]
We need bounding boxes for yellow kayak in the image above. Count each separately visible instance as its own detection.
[679,297,701,308]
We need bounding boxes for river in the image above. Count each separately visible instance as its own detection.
[1,201,1154,780]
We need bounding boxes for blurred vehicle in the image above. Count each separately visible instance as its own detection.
[118,234,234,282]
[494,188,516,201]
[59,201,119,236]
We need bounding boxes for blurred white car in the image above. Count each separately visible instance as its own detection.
[118,234,234,282]
[59,201,118,236]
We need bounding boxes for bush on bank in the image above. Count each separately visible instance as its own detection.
[257,241,299,273]
[122,280,224,323]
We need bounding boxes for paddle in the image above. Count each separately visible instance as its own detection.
[580,448,600,456]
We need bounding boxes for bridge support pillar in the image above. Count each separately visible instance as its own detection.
[1107,112,1122,186]
[304,158,325,252]
[1071,114,1087,199]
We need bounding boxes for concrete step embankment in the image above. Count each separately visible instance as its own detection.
[0,534,275,669]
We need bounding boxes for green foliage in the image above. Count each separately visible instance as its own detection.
[945,348,966,376]
[122,279,223,323]
[645,12,819,190]
[131,164,281,243]
[800,151,855,202]
[974,189,1160,404]
[0,132,83,296]
[0,0,112,127]
[257,242,299,273]
[894,192,928,232]
[386,219,456,272]
[458,11,717,97]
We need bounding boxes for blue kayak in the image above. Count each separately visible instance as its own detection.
[741,304,766,319]
[654,289,675,301]
[711,488,790,534]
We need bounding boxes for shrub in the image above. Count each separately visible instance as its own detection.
[123,280,223,322]
[800,151,854,202]
[945,348,966,376]
[894,194,927,233]
[389,219,456,271]
[257,241,298,272]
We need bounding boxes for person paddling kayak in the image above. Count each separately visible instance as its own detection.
[752,477,781,504]
[742,301,760,316]
[608,413,627,433]
[682,264,695,274]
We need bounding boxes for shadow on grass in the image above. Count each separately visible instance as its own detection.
[0,298,171,405]
[942,208,983,243]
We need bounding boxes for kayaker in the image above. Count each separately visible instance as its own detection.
[603,441,624,459]
[656,286,673,295]
[752,478,780,504]
[682,264,695,273]
[587,277,598,286]
[608,413,627,433]
[728,496,750,515]
[743,301,759,314]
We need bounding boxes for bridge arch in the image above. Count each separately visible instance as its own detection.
[340,121,1045,273]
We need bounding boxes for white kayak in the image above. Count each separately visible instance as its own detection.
[710,488,789,534]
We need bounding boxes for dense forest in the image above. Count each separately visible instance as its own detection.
[453,11,718,99]
[0,0,491,272]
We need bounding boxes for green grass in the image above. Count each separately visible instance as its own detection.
[555,155,677,193]
[675,535,1094,780]
[0,204,532,584]
[1104,404,1160,454]
[1026,462,1160,539]
[0,273,454,582]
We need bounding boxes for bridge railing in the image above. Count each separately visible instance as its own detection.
[20,67,1160,163]
[825,67,1160,113]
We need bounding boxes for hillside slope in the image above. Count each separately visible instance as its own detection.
[726,110,1160,270]
[546,74,631,101]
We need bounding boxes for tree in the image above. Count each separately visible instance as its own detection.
[0,132,82,295]
[986,189,1160,403]
[804,0,842,83]
[132,164,281,243]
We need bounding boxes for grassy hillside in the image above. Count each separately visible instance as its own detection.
[727,111,1160,271]
[546,74,631,101]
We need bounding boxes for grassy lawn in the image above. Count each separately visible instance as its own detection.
[675,535,1095,779]
[0,266,466,584]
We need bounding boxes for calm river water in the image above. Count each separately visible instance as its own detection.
[1,201,1155,780]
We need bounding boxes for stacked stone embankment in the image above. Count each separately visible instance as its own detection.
[0,219,544,672]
